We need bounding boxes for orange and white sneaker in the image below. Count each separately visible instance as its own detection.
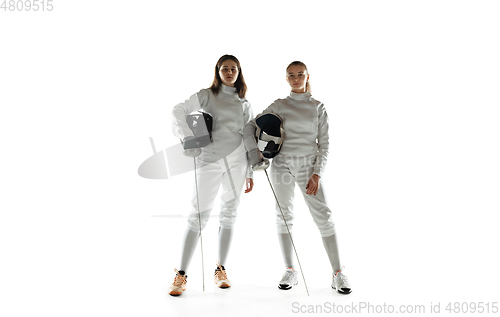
[214,262,231,288]
[168,269,187,296]
[278,267,298,290]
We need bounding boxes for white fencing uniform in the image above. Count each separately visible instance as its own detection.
[243,91,335,237]
[172,85,253,232]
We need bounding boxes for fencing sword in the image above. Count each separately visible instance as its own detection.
[148,136,206,291]
[193,157,205,291]
[258,163,309,297]
[183,112,213,292]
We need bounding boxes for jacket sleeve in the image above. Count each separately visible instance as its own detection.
[241,99,255,179]
[242,101,279,176]
[313,103,329,177]
[171,89,210,141]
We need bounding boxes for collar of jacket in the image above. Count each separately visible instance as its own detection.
[289,91,312,101]
[220,84,237,95]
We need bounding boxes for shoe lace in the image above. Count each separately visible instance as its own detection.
[334,267,348,286]
[281,268,295,281]
[338,273,348,285]
[215,261,227,280]
[172,268,186,286]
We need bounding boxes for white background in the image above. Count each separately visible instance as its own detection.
[1,1,499,316]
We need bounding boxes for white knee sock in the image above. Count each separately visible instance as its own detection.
[322,234,341,273]
[179,227,200,273]
[217,227,233,267]
[278,233,294,269]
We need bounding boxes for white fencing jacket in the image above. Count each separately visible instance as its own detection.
[243,91,329,177]
[172,84,254,177]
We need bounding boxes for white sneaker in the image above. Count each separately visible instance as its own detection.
[278,267,298,290]
[332,268,351,294]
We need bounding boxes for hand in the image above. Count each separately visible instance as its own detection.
[183,135,210,149]
[251,158,270,171]
[183,148,201,157]
[245,177,254,193]
[305,174,320,195]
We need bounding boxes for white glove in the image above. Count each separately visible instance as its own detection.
[183,148,201,157]
[251,158,270,171]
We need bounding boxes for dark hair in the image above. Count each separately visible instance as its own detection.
[286,61,311,93]
[209,54,247,98]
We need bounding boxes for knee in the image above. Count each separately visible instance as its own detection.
[188,210,211,232]
[318,223,336,237]
[219,212,237,228]
[276,222,294,235]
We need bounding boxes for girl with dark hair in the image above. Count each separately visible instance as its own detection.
[169,55,254,296]
[243,61,352,294]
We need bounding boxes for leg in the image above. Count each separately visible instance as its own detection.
[187,160,222,233]
[179,227,200,272]
[296,165,351,294]
[270,156,296,268]
[181,161,222,272]
[277,233,294,269]
[218,156,246,231]
[217,227,233,267]
[295,165,336,238]
[295,165,339,270]
[322,234,341,273]
[214,154,246,288]
[217,154,246,265]
[270,156,296,236]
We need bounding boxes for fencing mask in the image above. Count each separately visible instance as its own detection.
[182,111,213,156]
[255,113,284,159]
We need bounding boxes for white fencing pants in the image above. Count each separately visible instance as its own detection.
[187,147,247,233]
[270,155,336,238]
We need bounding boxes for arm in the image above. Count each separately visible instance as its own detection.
[313,103,329,177]
[242,100,255,180]
[242,101,279,168]
[242,120,260,169]
[171,89,209,141]
[306,103,328,195]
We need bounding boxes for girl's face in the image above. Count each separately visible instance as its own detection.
[219,60,239,87]
[286,65,309,93]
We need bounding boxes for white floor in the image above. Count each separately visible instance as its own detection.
[2,161,499,317]
[96,170,500,317]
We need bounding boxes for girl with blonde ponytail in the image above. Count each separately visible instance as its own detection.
[243,61,352,294]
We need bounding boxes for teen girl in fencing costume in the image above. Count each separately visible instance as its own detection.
[168,55,254,296]
[243,61,352,294]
